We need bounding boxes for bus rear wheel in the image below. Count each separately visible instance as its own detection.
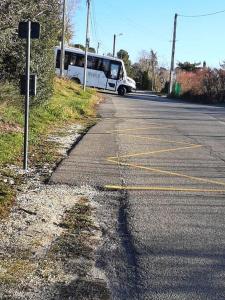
[118,86,126,96]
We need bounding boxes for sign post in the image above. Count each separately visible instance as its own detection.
[18,21,40,170]
[24,20,31,171]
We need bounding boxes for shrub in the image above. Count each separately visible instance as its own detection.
[0,0,62,106]
[176,68,225,103]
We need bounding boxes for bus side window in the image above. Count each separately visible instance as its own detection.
[87,56,97,69]
[64,51,70,70]
[102,59,110,76]
[76,54,85,67]
[56,50,60,68]
[95,58,103,71]
[70,53,77,66]
[55,50,70,70]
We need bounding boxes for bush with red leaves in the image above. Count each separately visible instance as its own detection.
[176,68,225,104]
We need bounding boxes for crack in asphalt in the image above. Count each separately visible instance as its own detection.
[117,183,140,299]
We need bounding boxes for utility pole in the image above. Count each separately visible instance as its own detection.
[97,42,100,54]
[83,0,90,91]
[60,0,66,77]
[113,34,116,57]
[169,13,178,95]
[113,33,123,57]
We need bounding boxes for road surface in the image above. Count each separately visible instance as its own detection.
[51,91,225,299]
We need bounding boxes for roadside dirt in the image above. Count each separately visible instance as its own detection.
[0,124,110,300]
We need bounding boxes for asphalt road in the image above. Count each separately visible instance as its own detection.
[51,91,225,299]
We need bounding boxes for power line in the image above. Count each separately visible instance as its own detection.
[90,11,98,44]
[91,0,98,39]
[90,11,95,43]
[179,9,225,18]
[96,0,165,41]
[90,0,103,53]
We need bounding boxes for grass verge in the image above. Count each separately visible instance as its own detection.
[0,77,101,217]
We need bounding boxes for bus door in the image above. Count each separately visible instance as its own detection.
[106,61,121,91]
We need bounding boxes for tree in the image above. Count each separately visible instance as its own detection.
[0,0,79,105]
[0,0,62,105]
[138,50,158,90]
[177,61,201,72]
[73,44,96,53]
[74,44,85,50]
[142,71,152,90]
[149,50,157,90]
[117,49,132,76]
[220,61,225,69]
[88,47,96,53]
[135,49,168,91]
[130,63,143,89]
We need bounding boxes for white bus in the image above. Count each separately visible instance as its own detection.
[55,46,136,96]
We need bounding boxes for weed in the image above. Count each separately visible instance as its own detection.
[0,181,15,218]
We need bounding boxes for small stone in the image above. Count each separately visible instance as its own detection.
[9,179,15,185]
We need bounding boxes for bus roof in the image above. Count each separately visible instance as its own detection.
[55,46,123,63]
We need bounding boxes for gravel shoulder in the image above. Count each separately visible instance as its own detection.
[0,123,110,300]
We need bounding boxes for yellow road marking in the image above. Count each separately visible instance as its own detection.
[119,134,196,146]
[108,144,202,160]
[108,125,173,133]
[106,126,225,192]
[108,127,153,133]
[107,159,225,187]
[104,185,225,193]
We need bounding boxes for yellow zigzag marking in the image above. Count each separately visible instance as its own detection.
[105,125,225,192]
[107,158,225,187]
[108,144,202,160]
[107,125,173,133]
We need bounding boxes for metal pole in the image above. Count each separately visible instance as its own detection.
[97,42,100,54]
[83,0,90,91]
[113,34,116,57]
[169,13,178,95]
[23,20,31,170]
[60,0,66,77]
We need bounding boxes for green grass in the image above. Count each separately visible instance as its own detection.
[0,77,98,165]
[0,77,100,217]
[0,133,23,165]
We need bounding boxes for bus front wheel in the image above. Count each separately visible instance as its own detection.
[72,77,81,84]
[118,86,126,96]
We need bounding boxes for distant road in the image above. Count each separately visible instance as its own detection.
[51,91,225,299]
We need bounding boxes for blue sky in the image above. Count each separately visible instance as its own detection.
[71,0,225,68]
